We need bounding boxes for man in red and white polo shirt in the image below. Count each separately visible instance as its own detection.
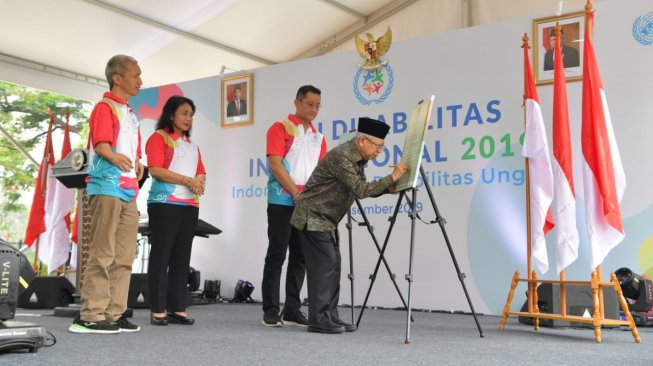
[70,55,144,334]
[261,85,327,327]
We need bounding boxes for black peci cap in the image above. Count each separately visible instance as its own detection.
[357,117,390,139]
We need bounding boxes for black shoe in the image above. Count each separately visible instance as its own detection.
[150,313,168,326]
[262,310,283,327]
[69,316,120,334]
[307,321,345,334]
[332,316,357,332]
[112,313,141,332]
[282,309,308,327]
[167,312,195,325]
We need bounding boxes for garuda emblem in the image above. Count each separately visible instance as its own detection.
[355,27,392,70]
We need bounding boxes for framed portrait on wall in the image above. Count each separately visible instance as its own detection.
[221,73,253,128]
[533,11,585,85]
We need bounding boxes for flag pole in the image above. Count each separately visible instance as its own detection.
[584,0,607,322]
[552,22,568,317]
[521,33,535,314]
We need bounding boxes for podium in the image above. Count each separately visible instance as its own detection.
[51,149,91,317]
[51,148,89,289]
[51,148,89,189]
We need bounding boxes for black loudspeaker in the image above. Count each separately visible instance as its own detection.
[233,280,254,303]
[18,277,74,309]
[127,273,150,309]
[0,242,35,319]
[518,283,619,327]
[202,280,221,301]
[614,267,653,312]
[188,267,201,292]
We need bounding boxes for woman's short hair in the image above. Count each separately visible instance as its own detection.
[156,96,196,137]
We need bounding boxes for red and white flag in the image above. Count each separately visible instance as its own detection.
[551,27,580,274]
[36,116,76,270]
[522,37,555,274]
[69,209,79,268]
[24,119,55,247]
[581,10,626,270]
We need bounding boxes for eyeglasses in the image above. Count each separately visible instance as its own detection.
[364,136,385,151]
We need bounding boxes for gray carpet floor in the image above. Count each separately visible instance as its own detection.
[2,303,650,366]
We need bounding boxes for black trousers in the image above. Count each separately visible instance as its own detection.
[147,203,199,313]
[297,229,341,326]
[261,204,305,314]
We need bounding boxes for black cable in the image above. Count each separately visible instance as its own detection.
[44,330,57,347]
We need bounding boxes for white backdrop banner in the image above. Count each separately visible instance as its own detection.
[130,0,653,315]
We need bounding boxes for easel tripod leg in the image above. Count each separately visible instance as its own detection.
[419,166,484,337]
[404,188,418,344]
[346,211,355,325]
[356,193,413,327]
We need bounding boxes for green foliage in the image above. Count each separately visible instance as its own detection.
[0,81,92,242]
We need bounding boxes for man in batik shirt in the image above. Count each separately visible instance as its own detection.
[290,117,408,334]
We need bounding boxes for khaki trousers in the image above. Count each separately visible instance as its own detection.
[80,195,138,322]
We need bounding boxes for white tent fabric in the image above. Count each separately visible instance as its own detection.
[0,0,599,100]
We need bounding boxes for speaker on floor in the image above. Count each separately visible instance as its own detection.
[233,280,254,303]
[127,273,150,309]
[518,283,619,327]
[17,277,74,309]
[0,240,35,319]
[188,267,201,292]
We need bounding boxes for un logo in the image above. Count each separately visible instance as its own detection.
[632,12,653,46]
[353,64,394,105]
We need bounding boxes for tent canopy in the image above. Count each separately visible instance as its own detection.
[0,0,596,100]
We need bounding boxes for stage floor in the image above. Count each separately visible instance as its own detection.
[4,302,650,365]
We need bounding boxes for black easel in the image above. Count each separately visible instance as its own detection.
[357,166,484,343]
[345,197,414,325]
[346,211,355,325]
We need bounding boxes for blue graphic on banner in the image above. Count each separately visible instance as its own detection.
[632,12,653,45]
[353,64,394,105]
[130,87,159,119]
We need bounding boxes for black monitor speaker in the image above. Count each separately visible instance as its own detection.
[18,277,75,309]
[128,273,150,309]
[518,283,619,327]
